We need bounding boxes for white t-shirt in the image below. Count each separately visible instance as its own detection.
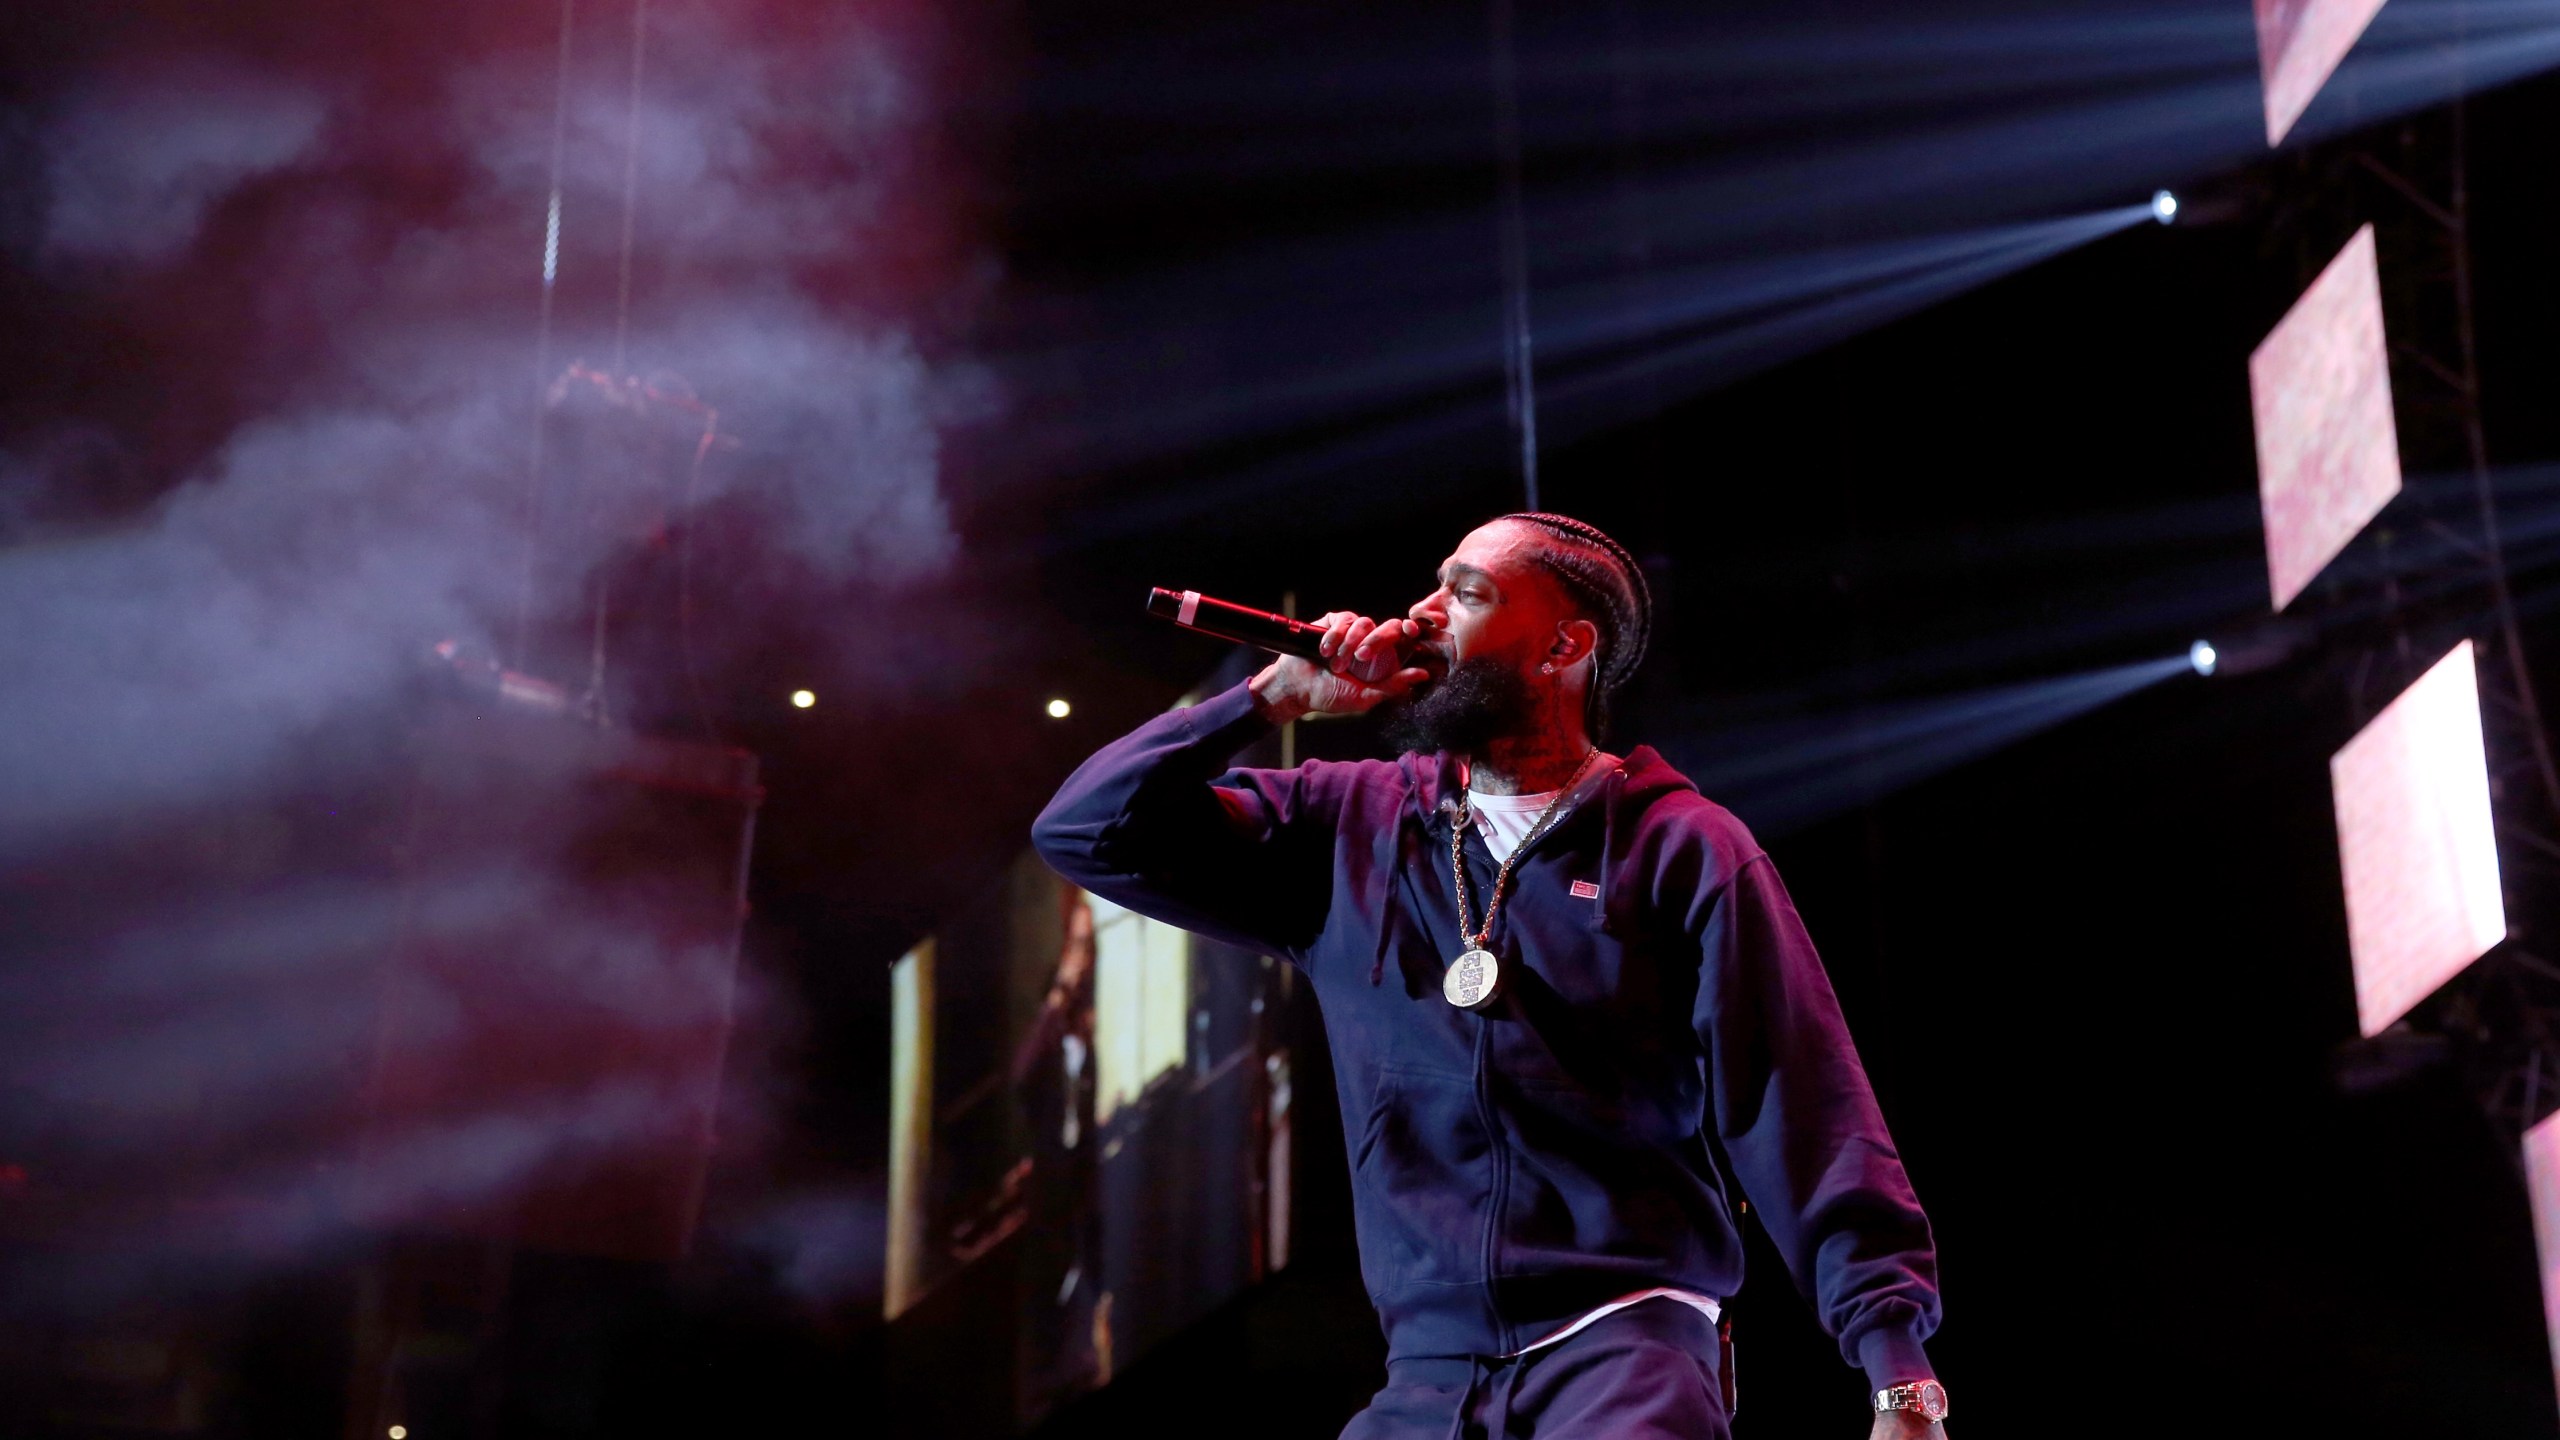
[1465,785,1563,865]
[1517,1287,1721,1357]
[1465,755,1615,863]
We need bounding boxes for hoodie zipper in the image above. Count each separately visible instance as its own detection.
[1457,763,1620,1352]
[1442,816,1514,1351]
[1471,998,1511,1352]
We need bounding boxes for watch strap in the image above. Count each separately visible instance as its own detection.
[1872,1378,1949,1422]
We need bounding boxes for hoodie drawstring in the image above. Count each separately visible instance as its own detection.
[1442,1352,1527,1440]
[1373,812,1416,987]
[1489,1355,1524,1439]
[1443,1358,1479,1440]
[1375,764,1451,987]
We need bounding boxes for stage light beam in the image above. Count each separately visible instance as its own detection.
[1665,654,2190,837]
[2152,188,2179,225]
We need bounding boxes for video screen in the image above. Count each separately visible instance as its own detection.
[2524,1110,2560,1411]
[2255,0,2390,144]
[883,821,1297,1428]
[2251,224,2402,611]
[2329,641,2505,1036]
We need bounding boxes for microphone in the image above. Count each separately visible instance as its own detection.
[1146,588,1327,659]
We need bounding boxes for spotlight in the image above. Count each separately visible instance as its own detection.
[1046,698,1072,719]
[790,689,816,709]
[2191,619,2312,678]
[389,1428,409,1440]
[2151,189,2179,226]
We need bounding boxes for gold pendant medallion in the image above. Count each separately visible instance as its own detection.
[1443,947,1501,1010]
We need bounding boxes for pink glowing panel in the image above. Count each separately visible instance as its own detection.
[2251,225,2401,611]
[2526,1112,2560,1411]
[2256,0,2390,145]
[2330,641,2505,1036]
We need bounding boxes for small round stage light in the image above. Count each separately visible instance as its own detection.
[2188,640,2218,676]
[1046,698,1073,719]
[2151,189,2179,225]
[790,689,816,709]
[389,1428,408,1440]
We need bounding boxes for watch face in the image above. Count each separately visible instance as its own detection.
[1917,1380,1949,1421]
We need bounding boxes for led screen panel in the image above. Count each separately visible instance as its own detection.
[881,847,1293,1427]
[2256,0,2389,144]
[2252,225,2401,611]
[2525,1111,2560,1412]
[2330,640,2504,1035]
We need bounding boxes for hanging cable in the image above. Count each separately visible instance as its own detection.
[510,0,580,671]
[506,0,659,712]
[1489,0,1539,511]
[677,413,724,745]
[611,0,650,377]
[2445,84,2560,824]
[570,0,655,723]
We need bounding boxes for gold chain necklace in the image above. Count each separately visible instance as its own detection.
[1442,747,1598,1010]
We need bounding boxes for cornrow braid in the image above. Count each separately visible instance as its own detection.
[1495,512,1653,735]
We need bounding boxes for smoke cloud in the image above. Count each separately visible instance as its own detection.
[41,62,329,264]
[0,5,970,853]
[0,0,977,1305]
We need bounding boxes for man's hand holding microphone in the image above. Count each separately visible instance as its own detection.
[1248,612,1436,725]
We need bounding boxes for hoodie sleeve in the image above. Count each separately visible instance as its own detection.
[1690,847,1941,1391]
[1030,680,1344,961]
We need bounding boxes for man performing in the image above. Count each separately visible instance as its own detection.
[1032,513,1949,1439]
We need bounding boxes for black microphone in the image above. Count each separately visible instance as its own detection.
[1146,588,1328,659]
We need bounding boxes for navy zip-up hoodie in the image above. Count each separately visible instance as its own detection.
[1030,680,1940,1388]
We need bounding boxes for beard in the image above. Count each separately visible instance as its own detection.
[1378,654,1536,756]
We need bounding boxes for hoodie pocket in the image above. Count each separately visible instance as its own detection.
[1351,1066,1490,1298]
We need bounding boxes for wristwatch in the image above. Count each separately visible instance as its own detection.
[1873,1379,1950,1423]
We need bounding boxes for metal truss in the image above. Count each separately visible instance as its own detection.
[2264,83,2560,1150]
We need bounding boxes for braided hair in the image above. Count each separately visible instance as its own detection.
[1494,512,1653,737]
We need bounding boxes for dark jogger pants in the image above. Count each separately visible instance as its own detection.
[1338,1300,1731,1440]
